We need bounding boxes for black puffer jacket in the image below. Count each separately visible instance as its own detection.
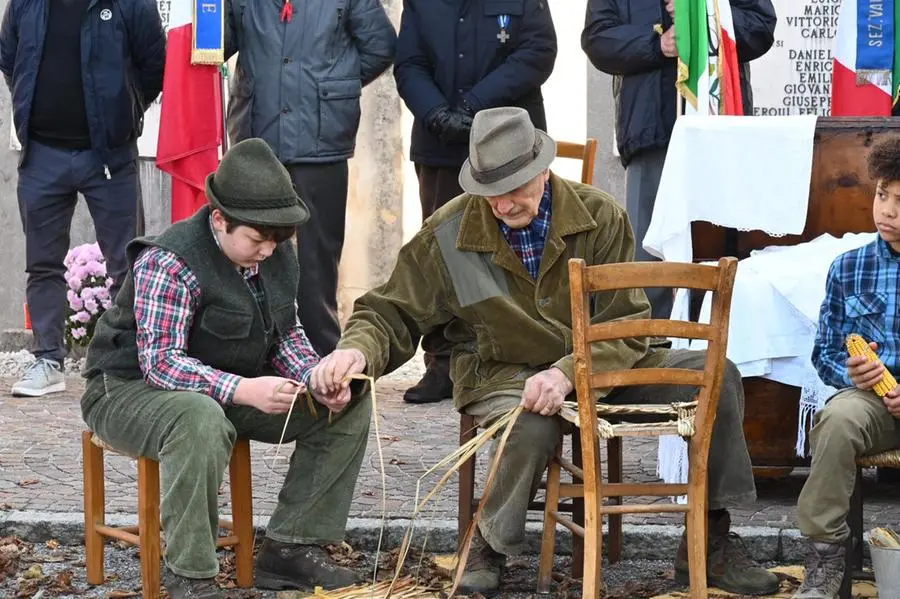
[582,0,776,167]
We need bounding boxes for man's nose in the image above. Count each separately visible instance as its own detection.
[494,198,513,215]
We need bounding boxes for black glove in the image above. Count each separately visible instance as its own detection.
[425,105,473,146]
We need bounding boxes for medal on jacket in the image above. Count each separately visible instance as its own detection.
[280,0,293,22]
[497,15,510,44]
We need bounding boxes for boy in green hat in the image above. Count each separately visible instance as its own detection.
[81,138,370,598]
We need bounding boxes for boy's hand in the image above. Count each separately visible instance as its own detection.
[233,376,304,414]
[846,341,886,391]
[883,387,900,418]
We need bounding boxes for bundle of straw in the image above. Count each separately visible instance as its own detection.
[305,576,441,598]
[869,527,900,548]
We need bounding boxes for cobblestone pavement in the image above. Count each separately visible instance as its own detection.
[0,374,898,532]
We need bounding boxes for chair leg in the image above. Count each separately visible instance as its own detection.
[458,414,477,552]
[606,437,623,565]
[537,444,563,594]
[581,438,604,599]
[82,432,106,585]
[685,478,708,599]
[571,434,585,580]
[840,467,864,599]
[138,457,161,599]
[229,438,255,588]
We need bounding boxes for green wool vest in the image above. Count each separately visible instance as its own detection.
[84,206,300,380]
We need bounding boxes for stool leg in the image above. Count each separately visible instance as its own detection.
[138,457,161,599]
[229,438,255,588]
[82,432,106,585]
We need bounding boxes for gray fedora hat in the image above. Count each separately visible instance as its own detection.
[458,106,556,197]
[205,138,310,227]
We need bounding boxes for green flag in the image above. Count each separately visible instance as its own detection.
[675,0,709,108]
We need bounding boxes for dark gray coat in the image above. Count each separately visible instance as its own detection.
[225,0,397,164]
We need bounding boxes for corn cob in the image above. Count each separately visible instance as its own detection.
[846,333,898,396]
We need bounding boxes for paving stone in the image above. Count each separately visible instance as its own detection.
[1,374,899,562]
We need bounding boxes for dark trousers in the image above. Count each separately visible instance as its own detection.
[415,164,464,364]
[287,161,348,356]
[624,147,673,319]
[18,141,140,364]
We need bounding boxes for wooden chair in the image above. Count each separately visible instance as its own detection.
[840,448,900,599]
[537,257,738,599]
[82,431,255,598]
[457,138,599,567]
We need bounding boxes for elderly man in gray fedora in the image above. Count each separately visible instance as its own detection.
[311,107,777,596]
[81,138,370,598]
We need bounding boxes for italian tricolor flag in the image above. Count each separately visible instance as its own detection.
[831,0,899,116]
[675,0,743,115]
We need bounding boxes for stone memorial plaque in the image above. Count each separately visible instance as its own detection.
[750,0,841,116]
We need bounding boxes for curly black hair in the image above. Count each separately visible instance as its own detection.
[867,136,900,185]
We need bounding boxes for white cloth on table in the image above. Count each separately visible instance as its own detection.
[656,233,876,492]
[642,115,818,264]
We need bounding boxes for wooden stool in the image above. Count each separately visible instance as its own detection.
[840,447,900,599]
[82,431,255,598]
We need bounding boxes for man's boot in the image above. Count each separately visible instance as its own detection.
[255,539,363,590]
[675,510,780,595]
[403,354,452,404]
[161,569,223,598]
[457,530,506,598]
[792,541,845,599]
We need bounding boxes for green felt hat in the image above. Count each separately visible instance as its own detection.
[205,138,309,227]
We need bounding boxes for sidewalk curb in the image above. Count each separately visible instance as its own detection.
[0,510,813,562]
[0,328,32,352]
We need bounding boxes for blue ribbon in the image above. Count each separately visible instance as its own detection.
[194,0,224,59]
[856,0,894,80]
[497,14,510,31]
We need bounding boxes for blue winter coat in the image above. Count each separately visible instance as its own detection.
[0,0,165,172]
[395,0,557,168]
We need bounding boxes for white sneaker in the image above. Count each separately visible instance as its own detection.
[11,358,66,397]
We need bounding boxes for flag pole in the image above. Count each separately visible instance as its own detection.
[220,63,229,153]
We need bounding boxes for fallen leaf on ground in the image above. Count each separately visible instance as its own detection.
[22,563,43,579]
[16,480,39,488]
[105,591,139,598]
[45,540,59,550]
[389,458,407,465]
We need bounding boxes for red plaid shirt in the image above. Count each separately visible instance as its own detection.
[132,246,319,405]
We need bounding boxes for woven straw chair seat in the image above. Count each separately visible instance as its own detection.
[90,433,139,459]
[857,448,900,468]
[559,400,698,439]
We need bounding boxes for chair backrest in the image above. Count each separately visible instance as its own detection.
[567,257,738,451]
[556,139,599,185]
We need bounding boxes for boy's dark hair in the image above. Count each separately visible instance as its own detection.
[222,213,295,244]
[867,136,900,185]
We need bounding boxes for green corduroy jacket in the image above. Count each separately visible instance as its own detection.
[338,172,668,409]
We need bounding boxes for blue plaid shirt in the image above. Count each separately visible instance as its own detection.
[813,236,900,389]
[499,182,552,280]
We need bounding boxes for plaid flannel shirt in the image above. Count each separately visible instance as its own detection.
[132,240,319,406]
[499,182,552,279]
[812,236,900,390]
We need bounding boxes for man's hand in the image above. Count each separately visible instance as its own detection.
[660,27,677,58]
[847,342,886,392]
[521,368,574,417]
[233,376,304,414]
[312,386,353,414]
[311,349,367,395]
[883,386,900,418]
[665,0,675,18]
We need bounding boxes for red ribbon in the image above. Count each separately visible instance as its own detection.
[280,0,293,22]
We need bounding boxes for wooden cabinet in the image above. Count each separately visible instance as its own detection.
[691,117,900,475]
